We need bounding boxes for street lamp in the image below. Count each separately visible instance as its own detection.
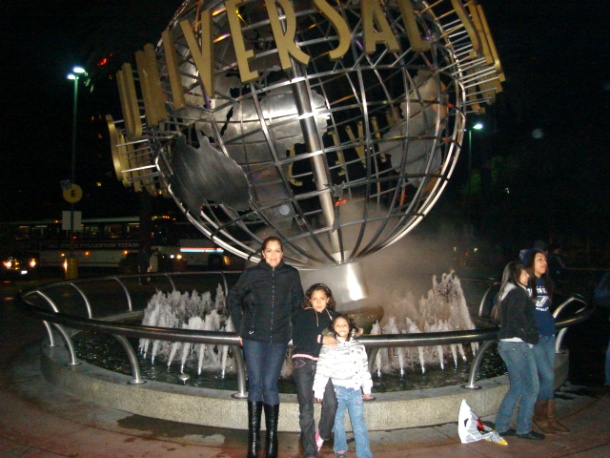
[465,122,484,230]
[65,66,87,279]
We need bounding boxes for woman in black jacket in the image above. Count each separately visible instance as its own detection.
[228,236,304,458]
[494,261,544,441]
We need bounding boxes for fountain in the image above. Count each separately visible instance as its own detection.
[24,0,521,433]
[25,267,584,431]
[72,270,493,392]
[368,271,478,376]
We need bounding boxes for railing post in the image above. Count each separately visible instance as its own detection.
[113,334,145,384]
[68,282,93,318]
[478,281,499,317]
[232,344,248,399]
[112,277,133,312]
[464,340,496,390]
[553,295,588,352]
[51,324,81,366]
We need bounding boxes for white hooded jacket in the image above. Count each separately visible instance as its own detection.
[313,337,373,398]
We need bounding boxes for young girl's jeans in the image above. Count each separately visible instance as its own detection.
[333,386,372,458]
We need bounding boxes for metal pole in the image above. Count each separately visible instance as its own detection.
[467,128,472,223]
[69,75,79,258]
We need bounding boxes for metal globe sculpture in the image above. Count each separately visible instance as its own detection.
[108,0,503,270]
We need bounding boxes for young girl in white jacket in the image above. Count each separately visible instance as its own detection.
[313,315,373,458]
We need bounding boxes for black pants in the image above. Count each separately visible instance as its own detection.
[293,357,337,457]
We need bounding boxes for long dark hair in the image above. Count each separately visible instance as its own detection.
[523,249,553,300]
[301,283,337,310]
[498,261,525,298]
[491,261,527,323]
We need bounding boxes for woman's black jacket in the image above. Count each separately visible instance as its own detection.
[228,260,304,344]
[497,285,539,345]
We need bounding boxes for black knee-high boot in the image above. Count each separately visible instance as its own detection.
[263,403,280,458]
[248,401,263,458]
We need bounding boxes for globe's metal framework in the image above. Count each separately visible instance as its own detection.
[108,0,503,269]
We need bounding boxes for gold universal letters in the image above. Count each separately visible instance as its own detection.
[114,1,499,141]
[161,29,186,110]
[312,0,351,60]
[226,0,259,82]
[362,0,400,54]
[265,0,311,69]
[397,0,430,52]
[116,63,142,141]
[180,8,214,97]
[135,44,166,126]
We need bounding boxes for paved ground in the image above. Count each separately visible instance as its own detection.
[2,277,610,457]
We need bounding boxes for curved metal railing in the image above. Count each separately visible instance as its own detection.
[17,272,593,397]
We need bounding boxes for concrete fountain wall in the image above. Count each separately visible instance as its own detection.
[36,271,571,431]
[41,341,569,431]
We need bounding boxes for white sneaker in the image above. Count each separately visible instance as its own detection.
[315,429,324,451]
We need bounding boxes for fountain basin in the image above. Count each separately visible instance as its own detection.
[41,341,570,431]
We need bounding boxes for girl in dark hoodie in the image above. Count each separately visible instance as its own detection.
[292,283,340,457]
[494,261,544,440]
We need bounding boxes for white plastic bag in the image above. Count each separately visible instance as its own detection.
[458,399,507,446]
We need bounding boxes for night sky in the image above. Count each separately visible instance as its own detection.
[1,1,608,254]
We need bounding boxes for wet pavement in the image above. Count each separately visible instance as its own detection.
[2,276,610,457]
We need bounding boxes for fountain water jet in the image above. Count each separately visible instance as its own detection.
[135,271,479,383]
[140,288,234,377]
[366,271,477,376]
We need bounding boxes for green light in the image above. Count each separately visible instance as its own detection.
[472,122,484,130]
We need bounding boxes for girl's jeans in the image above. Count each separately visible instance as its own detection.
[333,386,372,458]
[532,334,556,400]
[496,341,539,434]
[293,357,337,457]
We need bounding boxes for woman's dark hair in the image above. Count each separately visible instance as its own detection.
[492,261,527,323]
[523,249,553,299]
[261,236,283,252]
[301,283,336,310]
[328,314,358,341]
[500,261,525,291]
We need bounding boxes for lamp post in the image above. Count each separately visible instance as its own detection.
[65,66,86,279]
[465,122,484,233]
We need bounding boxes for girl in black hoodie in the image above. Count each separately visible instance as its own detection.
[292,283,341,457]
[494,261,544,441]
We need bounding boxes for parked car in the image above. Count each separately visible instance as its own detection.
[1,252,39,278]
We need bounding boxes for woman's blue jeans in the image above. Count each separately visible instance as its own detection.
[496,341,539,435]
[242,339,288,404]
[606,316,610,386]
[333,386,372,458]
[532,334,556,400]
[293,357,337,457]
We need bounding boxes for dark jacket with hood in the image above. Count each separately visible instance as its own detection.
[497,283,539,345]
[228,260,304,344]
[292,307,340,359]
